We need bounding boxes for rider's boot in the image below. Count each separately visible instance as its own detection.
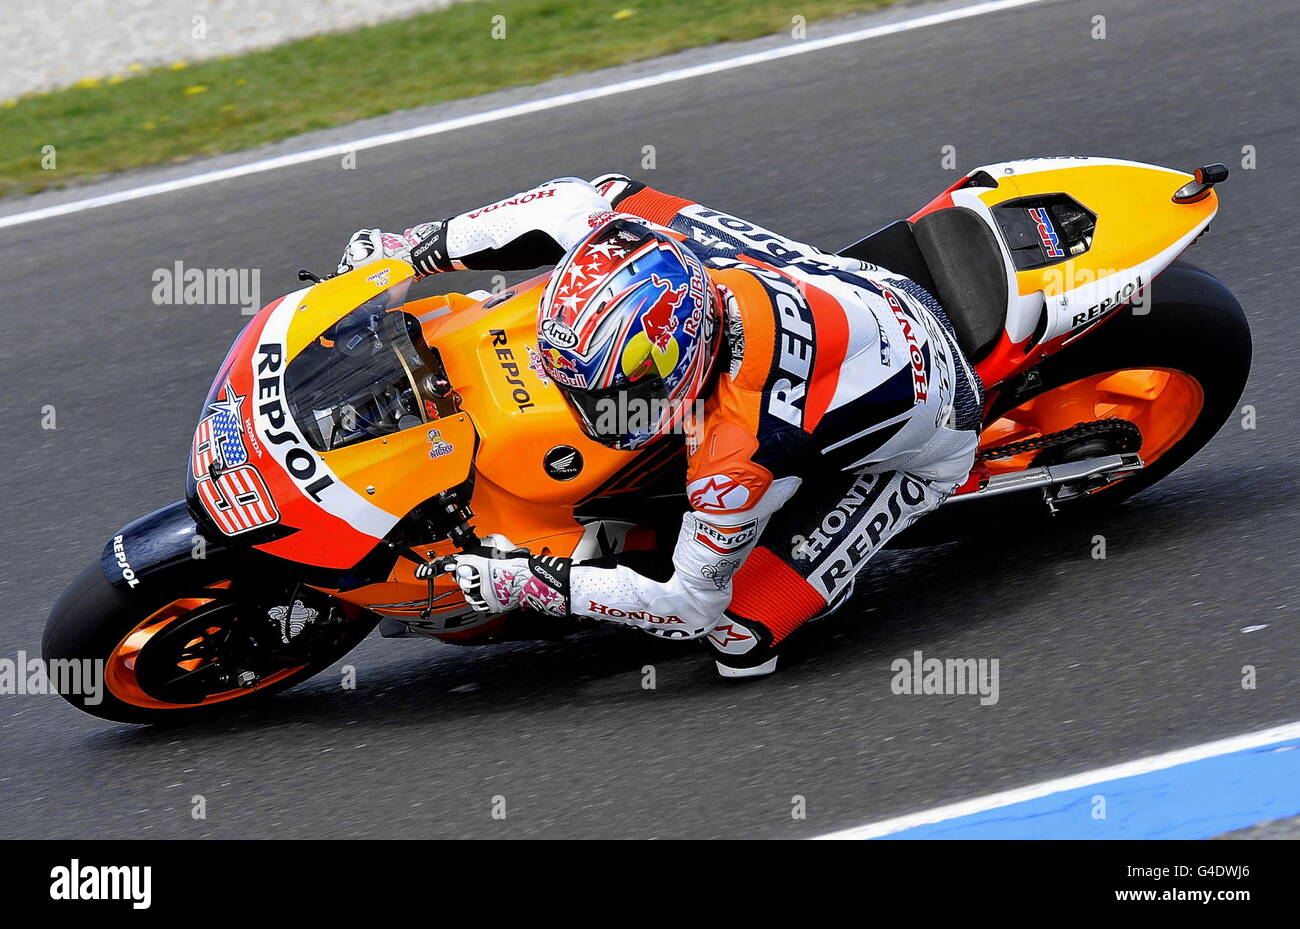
[703,613,782,679]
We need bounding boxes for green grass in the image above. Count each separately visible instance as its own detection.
[0,0,893,199]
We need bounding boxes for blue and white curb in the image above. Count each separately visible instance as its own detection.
[817,722,1300,839]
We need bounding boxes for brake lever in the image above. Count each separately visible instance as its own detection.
[405,551,458,619]
[403,543,527,619]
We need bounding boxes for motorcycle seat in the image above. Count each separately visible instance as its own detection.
[838,208,1008,363]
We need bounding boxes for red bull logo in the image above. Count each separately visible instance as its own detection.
[545,347,577,373]
[639,273,687,351]
[543,346,587,388]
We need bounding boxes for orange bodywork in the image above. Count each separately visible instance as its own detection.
[313,274,658,631]
[967,368,1206,495]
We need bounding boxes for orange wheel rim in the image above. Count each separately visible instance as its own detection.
[105,584,306,710]
[980,368,1205,476]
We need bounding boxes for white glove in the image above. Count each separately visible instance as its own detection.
[447,555,531,613]
[444,539,571,617]
[337,222,441,276]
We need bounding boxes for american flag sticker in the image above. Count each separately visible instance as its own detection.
[196,465,280,535]
[192,416,218,478]
[191,379,249,478]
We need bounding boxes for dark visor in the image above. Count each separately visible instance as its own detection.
[559,374,670,450]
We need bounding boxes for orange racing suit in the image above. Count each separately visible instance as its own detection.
[364,175,983,673]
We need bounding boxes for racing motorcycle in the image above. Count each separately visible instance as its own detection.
[44,157,1251,723]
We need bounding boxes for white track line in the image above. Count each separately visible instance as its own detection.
[0,0,1053,231]
[815,720,1300,839]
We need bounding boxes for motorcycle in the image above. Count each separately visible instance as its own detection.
[44,157,1251,723]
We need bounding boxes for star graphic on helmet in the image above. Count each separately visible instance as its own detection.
[586,239,627,260]
[564,262,590,288]
[580,254,612,279]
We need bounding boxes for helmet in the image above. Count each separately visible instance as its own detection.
[536,217,719,450]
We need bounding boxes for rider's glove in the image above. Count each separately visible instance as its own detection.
[337,222,443,276]
[445,538,571,617]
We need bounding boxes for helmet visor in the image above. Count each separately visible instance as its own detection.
[558,373,671,451]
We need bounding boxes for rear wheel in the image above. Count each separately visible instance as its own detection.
[980,367,1204,493]
[894,261,1251,544]
[43,561,376,724]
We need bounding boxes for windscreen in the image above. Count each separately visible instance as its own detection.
[284,284,447,451]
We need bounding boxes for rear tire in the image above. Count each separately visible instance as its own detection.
[893,260,1251,546]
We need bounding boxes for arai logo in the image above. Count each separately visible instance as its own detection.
[540,318,578,349]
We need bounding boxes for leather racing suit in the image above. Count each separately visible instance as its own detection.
[357,175,983,674]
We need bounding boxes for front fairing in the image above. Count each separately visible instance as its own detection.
[184,262,474,571]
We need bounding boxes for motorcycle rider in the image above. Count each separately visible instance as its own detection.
[337,175,983,678]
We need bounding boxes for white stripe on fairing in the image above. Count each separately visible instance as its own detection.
[251,286,399,540]
[1045,215,1214,344]
[972,156,1189,180]
[814,721,1300,840]
[948,161,1215,345]
[0,0,1055,230]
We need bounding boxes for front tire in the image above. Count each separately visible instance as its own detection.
[43,560,376,724]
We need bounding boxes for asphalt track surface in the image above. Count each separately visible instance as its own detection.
[1,0,1296,839]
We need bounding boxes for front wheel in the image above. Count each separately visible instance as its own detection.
[895,260,1252,544]
[42,560,377,724]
